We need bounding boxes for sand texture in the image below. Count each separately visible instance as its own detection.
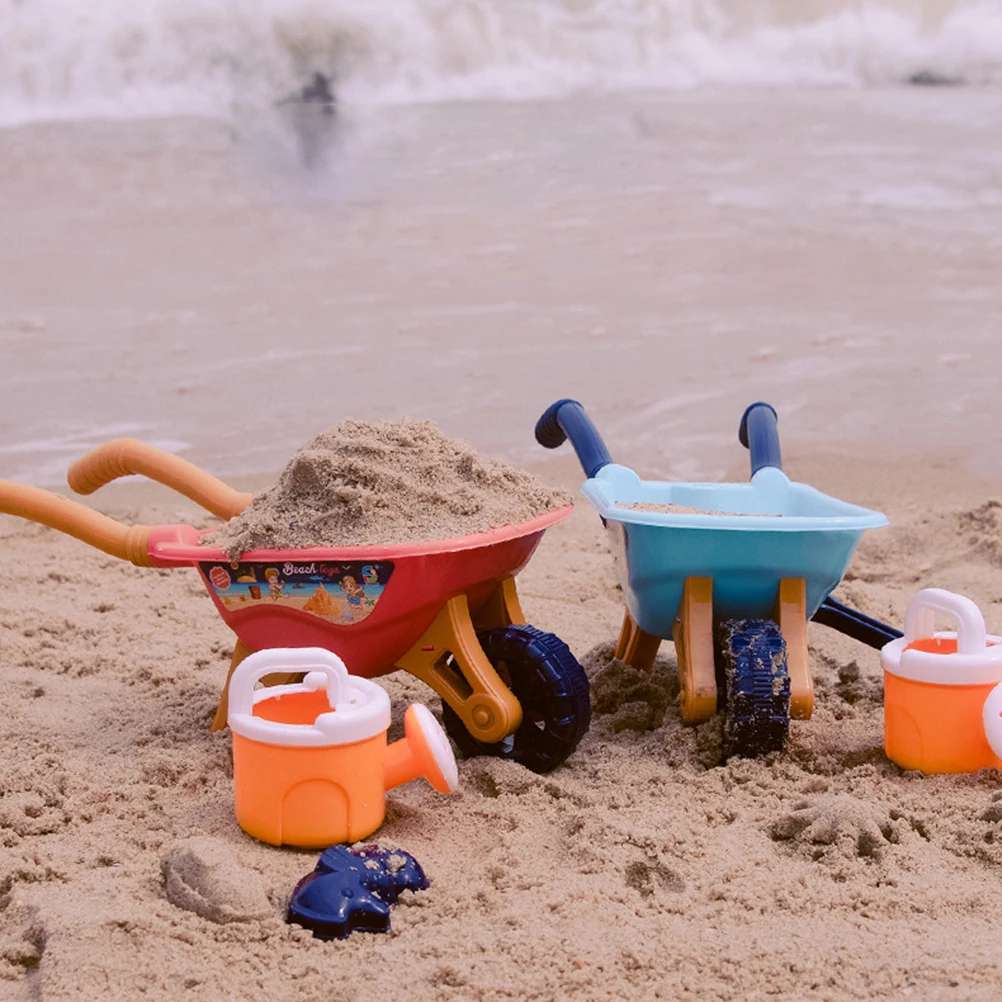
[615,502,782,517]
[4,451,1002,1001]
[204,419,573,558]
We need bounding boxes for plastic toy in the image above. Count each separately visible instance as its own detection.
[881,589,1002,774]
[229,647,457,847]
[0,438,590,773]
[288,844,429,940]
[535,398,896,755]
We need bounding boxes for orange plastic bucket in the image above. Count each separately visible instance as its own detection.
[228,648,458,847]
[881,589,1002,774]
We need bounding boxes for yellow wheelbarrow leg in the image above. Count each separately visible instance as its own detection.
[212,579,531,737]
[774,577,813,720]
[471,576,527,631]
[210,641,302,732]
[396,594,522,745]
[672,576,717,724]
[614,609,662,673]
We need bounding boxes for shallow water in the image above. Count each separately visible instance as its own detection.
[2,85,1001,488]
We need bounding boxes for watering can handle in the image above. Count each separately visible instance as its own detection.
[228,647,350,721]
[903,588,987,654]
[738,402,782,477]
[534,399,613,479]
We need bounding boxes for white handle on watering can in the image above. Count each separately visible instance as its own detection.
[227,647,391,747]
[903,589,987,654]
[230,647,352,716]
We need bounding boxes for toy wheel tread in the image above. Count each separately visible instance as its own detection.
[719,618,791,757]
[441,625,590,774]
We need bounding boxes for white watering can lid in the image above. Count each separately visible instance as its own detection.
[880,589,1002,686]
[227,647,391,747]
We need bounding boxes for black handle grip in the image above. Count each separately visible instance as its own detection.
[534,399,613,479]
[738,401,782,477]
[811,597,903,650]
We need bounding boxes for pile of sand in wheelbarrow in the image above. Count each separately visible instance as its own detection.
[205,418,573,558]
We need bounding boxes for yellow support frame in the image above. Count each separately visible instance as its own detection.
[773,577,813,720]
[614,609,663,674]
[212,577,527,744]
[667,575,813,725]
[672,577,718,723]
[395,590,523,744]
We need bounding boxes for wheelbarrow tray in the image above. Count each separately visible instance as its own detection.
[145,506,573,679]
[583,464,887,639]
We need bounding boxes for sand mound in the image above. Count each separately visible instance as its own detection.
[770,795,898,862]
[582,642,678,733]
[161,837,272,925]
[205,419,572,558]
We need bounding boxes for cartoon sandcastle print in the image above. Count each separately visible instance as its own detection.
[303,584,339,616]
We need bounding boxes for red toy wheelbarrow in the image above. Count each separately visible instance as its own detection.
[0,439,590,773]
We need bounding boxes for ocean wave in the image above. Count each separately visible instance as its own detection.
[1,0,1000,126]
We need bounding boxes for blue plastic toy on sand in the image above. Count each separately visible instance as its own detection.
[287,845,429,940]
[536,399,899,755]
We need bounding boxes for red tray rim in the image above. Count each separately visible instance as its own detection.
[149,504,574,565]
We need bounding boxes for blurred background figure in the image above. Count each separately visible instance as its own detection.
[277,71,338,168]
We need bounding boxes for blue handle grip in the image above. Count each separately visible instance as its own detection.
[738,401,782,477]
[534,399,613,479]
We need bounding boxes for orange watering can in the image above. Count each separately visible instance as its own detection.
[881,589,1002,774]
[228,648,459,847]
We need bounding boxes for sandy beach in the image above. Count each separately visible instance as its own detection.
[4,446,1002,1001]
[4,1,1002,999]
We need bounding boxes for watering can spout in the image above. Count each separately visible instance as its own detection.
[384,705,459,794]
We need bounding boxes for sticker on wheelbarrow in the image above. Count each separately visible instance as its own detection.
[200,560,393,625]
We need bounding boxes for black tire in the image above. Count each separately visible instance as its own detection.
[718,618,791,756]
[440,625,591,774]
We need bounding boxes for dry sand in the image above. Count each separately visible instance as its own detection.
[4,449,1002,1001]
[614,502,782,517]
[205,418,572,558]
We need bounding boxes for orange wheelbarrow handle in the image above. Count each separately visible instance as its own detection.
[67,438,252,521]
[0,480,154,566]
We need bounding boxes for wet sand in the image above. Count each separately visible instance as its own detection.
[2,87,1002,488]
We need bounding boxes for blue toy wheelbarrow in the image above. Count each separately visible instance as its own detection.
[536,399,902,756]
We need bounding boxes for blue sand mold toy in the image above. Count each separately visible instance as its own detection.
[287,845,429,940]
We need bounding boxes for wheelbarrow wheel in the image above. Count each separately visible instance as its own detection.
[719,619,791,757]
[440,625,590,774]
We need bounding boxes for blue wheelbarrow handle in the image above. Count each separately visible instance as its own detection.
[739,402,782,477]
[535,399,613,479]
[812,596,903,649]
